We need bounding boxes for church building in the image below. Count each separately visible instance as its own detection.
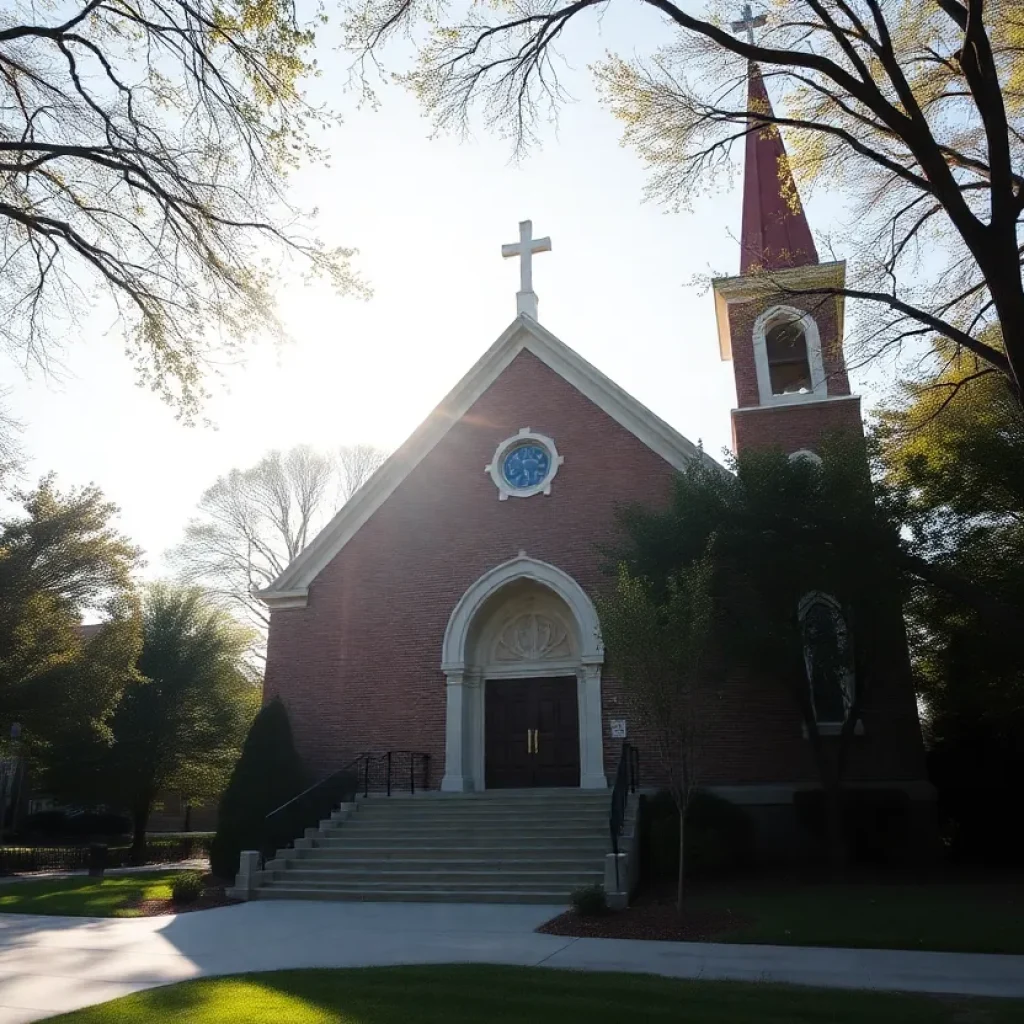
[259,62,929,854]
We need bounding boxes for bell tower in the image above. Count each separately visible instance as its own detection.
[712,62,862,457]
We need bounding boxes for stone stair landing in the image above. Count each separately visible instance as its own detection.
[254,788,611,904]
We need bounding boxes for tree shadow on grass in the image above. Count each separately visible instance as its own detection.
[0,874,173,918]
[44,966,1020,1024]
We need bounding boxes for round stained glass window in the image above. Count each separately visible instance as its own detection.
[502,443,551,489]
[485,428,563,499]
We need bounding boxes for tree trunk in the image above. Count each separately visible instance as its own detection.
[183,801,192,832]
[977,221,1024,402]
[676,806,686,915]
[824,778,847,876]
[131,799,151,864]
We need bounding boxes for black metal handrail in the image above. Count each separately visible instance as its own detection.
[352,750,431,799]
[261,750,430,862]
[609,741,639,890]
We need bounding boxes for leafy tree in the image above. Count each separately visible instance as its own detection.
[0,392,23,489]
[597,553,714,910]
[874,335,1024,720]
[171,443,387,649]
[609,437,914,867]
[873,339,1024,861]
[0,477,141,771]
[105,585,259,857]
[1,0,367,421]
[210,696,306,879]
[345,0,1024,395]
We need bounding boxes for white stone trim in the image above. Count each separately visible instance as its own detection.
[753,305,827,406]
[732,395,860,414]
[485,427,564,500]
[789,449,823,467]
[799,590,855,727]
[577,663,608,789]
[440,555,606,791]
[441,555,604,669]
[260,315,717,602]
[261,589,310,611]
[711,259,847,361]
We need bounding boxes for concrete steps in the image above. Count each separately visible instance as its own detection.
[255,886,574,904]
[253,788,613,905]
[272,868,601,886]
[291,855,604,870]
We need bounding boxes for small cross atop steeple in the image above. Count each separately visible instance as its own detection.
[501,219,551,321]
[731,2,766,44]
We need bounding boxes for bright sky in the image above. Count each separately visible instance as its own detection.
[2,2,866,577]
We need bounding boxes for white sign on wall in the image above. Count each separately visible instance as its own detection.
[609,719,628,739]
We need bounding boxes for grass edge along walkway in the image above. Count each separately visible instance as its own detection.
[44,965,1024,1024]
[0,871,180,918]
[682,881,1024,954]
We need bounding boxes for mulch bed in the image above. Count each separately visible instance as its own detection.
[126,874,241,917]
[538,893,752,943]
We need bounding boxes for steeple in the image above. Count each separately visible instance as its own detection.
[711,54,859,459]
[740,63,819,275]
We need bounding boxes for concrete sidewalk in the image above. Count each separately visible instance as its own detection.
[0,900,1021,1022]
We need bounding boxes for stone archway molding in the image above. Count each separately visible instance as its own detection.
[440,553,607,792]
[442,553,604,671]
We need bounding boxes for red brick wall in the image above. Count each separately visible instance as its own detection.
[264,348,926,790]
[732,397,864,456]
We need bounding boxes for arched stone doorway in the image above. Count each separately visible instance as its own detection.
[440,555,607,791]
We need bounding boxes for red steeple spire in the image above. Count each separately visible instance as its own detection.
[740,63,819,274]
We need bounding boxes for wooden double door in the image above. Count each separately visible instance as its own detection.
[484,676,580,788]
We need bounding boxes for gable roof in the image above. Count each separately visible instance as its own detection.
[261,314,711,608]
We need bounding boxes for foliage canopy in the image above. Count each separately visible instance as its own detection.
[1,0,367,420]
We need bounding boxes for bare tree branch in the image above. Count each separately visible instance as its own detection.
[342,0,1024,401]
[1,0,369,422]
[169,441,389,659]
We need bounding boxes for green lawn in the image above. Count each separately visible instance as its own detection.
[44,966,1022,1024]
[684,881,1024,954]
[0,871,177,917]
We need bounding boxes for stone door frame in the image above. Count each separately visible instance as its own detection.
[440,554,607,792]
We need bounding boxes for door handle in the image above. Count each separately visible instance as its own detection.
[527,729,538,754]
[532,728,539,754]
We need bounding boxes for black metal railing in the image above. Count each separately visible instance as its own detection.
[262,750,430,861]
[351,750,431,799]
[609,741,639,890]
[0,836,213,876]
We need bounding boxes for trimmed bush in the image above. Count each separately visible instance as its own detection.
[23,811,71,836]
[641,790,755,882]
[171,871,205,904]
[794,788,912,865]
[209,698,306,880]
[570,883,608,916]
[928,739,1024,867]
[25,810,131,838]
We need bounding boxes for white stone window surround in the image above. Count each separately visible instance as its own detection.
[753,305,828,406]
[485,427,564,500]
[789,449,823,468]
[798,590,862,736]
[440,554,607,792]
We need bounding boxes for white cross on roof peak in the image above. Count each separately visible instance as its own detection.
[501,219,551,321]
[731,3,767,44]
